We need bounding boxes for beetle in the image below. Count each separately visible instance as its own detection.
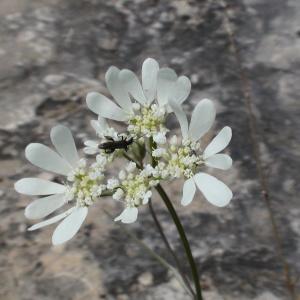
[98,135,134,154]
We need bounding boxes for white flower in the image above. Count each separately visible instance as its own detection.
[95,154,108,167]
[90,116,119,140]
[169,99,233,207]
[113,166,154,224]
[107,178,119,189]
[14,125,104,245]
[142,190,152,204]
[114,207,138,224]
[152,148,167,157]
[126,161,137,173]
[83,140,99,155]
[170,135,178,145]
[153,132,167,144]
[118,170,126,180]
[141,164,155,177]
[113,188,125,201]
[86,58,191,139]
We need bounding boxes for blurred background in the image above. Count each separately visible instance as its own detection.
[0,0,299,299]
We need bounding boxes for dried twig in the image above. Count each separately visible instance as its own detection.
[219,1,295,298]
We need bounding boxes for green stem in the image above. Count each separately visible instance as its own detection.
[149,199,196,297]
[155,184,203,300]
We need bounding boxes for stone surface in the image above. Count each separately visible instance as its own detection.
[0,0,299,299]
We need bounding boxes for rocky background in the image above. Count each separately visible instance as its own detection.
[0,0,299,299]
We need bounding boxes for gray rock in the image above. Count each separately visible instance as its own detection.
[0,0,299,299]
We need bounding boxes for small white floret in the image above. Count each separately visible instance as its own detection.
[153,132,167,144]
[126,162,137,173]
[152,148,166,157]
[113,188,125,201]
[107,178,119,189]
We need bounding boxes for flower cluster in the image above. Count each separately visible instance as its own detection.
[65,157,106,207]
[112,162,157,223]
[15,58,233,245]
[128,103,167,141]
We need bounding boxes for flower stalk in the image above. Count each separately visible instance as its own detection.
[156,184,203,300]
[148,199,196,297]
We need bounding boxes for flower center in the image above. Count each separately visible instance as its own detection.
[127,103,166,137]
[167,141,203,179]
[112,165,154,208]
[65,159,104,207]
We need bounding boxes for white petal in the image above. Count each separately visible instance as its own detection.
[142,58,159,104]
[25,143,72,176]
[91,117,108,135]
[28,207,75,231]
[189,99,216,141]
[25,194,65,219]
[157,68,177,106]
[98,116,109,129]
[52,206,88,245]
[194,173,232,207]
[203,127,232,159]
[15,178,66,195]
[169,99,189,139]
[153,132,166,144]
[119,69,147,104]
[170,76,191,105]
[84,140,98,148]
[142,191,152,204]
[205,154,232,170]
[83,147,98,155]
[90,120,100,133]
[86,92,128,122]
[114,207,138,224]
[105,66,132,112]
[181,178,196,206]
[50,125,79,168]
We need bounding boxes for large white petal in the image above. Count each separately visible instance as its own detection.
[203,126,232,159]
[205,154,232,170]
[25,194,65,219]
[142,58,159,104]
[50,125,79,168]
[28,207,75,231]
[189,99,216,141]
[25,143,71,176]
[86,92,128,122]
[169,99,189,139]
[105,66,132,112]
[170,76,191,105]
[119,69,147,104]
[15,178,66,195]
[194,173,232,207]
[181,178,196,206]
[52,206,88,245]
[114,207,138,224]
[157,68,177,106]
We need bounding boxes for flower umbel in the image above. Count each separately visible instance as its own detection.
[14,125,107,245]
[65,158,106,207]
[112,162,156,223]
[14,58,233,246]
[167,98,233,207]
